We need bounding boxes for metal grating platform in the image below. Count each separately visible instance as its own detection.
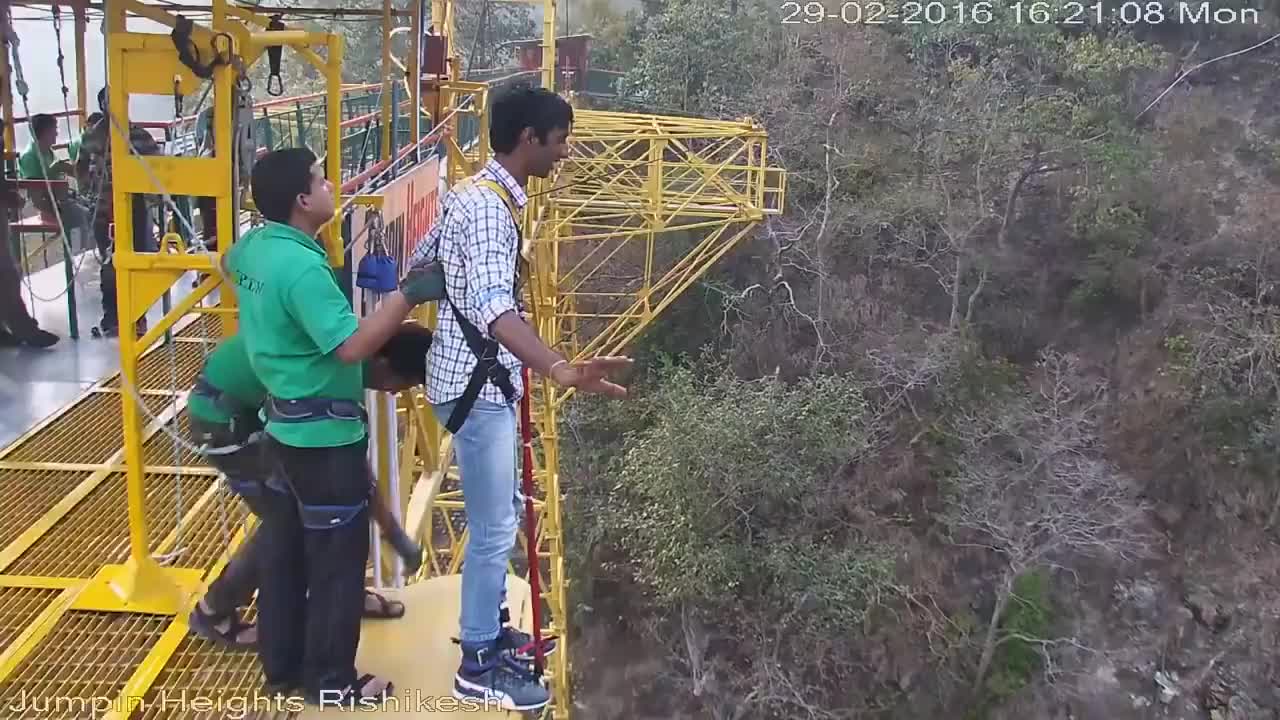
[6,472,209,578]
[0,611,170,719]
[175,314,225,342]
[145,412,210,468]
[0,470,89,551]
[104,341,212,393]
[0,587,61,653]
[132,608,277,720]
[0,322,278,718]
[0,391,175,465]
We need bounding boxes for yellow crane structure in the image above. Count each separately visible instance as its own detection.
[0,0,785,716]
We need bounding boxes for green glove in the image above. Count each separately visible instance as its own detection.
[400,261,447,306]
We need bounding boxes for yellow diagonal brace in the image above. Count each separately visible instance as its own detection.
[102,618,193,720]
[0,393,187,574]
[0,586,78,683]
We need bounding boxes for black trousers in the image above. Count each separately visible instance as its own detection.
[257,435,371,696]
[188,416,271,616]
[0,219,38,337]
[94,195,153,329]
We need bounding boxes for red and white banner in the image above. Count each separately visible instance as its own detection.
[350,154,441,287]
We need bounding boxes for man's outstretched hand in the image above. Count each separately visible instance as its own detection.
[549,356,633,398]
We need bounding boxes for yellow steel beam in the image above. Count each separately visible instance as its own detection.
[323,32,345,264]
[412,0,422,149]
[0,586,78,684]
[0,576,82,590]
[101,619,193,720]
[0,461,112,473]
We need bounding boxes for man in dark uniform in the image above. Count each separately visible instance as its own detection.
[75,87,160,337]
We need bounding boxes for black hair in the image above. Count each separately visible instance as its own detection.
[488,84,573,154]
[97,87,107,110]
[250,147,318,224]
[377,323,433,386]
[30,114,56,137]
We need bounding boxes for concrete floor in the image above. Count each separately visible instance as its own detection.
[0,250,200,448]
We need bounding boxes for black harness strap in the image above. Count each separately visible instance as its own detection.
[444,300,517,434]
[170,17,230,80]
[191,374,262,439]
[438,177,524,435]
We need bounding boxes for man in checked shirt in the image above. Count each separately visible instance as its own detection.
[408,85,632,711]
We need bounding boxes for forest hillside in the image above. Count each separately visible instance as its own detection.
[556,1,1280,719]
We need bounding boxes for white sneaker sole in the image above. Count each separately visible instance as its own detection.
[452,674,550,712]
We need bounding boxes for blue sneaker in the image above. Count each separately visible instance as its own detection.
[497,624,558,662]
[454,640,550,712]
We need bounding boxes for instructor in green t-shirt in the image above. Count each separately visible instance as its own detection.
[224,147,438,704]
[17,113,90,242]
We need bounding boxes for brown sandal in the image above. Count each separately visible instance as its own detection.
[363,589,405,619]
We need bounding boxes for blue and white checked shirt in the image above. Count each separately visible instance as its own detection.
[409,158,528,406]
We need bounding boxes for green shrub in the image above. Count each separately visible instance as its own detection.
[580,363,894,632]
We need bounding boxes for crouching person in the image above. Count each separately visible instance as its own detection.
[185,325,434,649]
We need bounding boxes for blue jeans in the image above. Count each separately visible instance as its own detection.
[431,397,522,644]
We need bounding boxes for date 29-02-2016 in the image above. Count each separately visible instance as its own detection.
[780,1,1264,26]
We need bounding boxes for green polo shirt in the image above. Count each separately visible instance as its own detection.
[225,220,365,448]
[17,143,63,180]
[187,335,268,426]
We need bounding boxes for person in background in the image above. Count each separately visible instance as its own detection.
[0,118,59,349]
[185,325,432,649]
[76,87,160,338]
[66,112,102,164]
[18,113,90,246]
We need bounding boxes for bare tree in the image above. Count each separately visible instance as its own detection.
[664,603,857,720]
[939,349,1153,694]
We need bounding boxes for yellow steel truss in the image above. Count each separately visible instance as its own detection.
[0,0,785,716]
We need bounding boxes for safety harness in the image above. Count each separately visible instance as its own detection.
[263,395,369,425]
[190,375,263,451]
[192,377,372,527]
[249,396,372,529]
[436,176,524,435]
[189,375,269,497]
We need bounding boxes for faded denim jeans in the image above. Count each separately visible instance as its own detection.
[431,397,522,644]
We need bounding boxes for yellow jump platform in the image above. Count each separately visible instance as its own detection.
[295,573,530,719]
